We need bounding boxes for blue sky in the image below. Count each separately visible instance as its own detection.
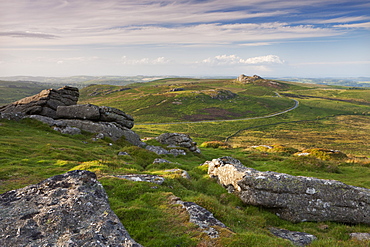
[1,0,369,77]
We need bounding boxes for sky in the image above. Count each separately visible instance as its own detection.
[1,0,370,78]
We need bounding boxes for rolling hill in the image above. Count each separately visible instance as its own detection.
[1,77,370,246]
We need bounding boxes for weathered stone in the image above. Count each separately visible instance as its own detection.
[56,105,134,129]
[207,156,370,224]
[0,86,79,118]
[170,196,227,238]
[115,174,165,185]
[0,170,142,247]
[170,88,185,92]
[57,119,144,145]
[118,151,130,156]
[350,232,370,241]
[56,104,101,120]
[153,158,172,164]
[163,169,190,179]
[269,228,317,246]
[236,74,263,83]
[25,115,144,146]
[99,106,134,128]
[156,133,200,153]
[53,126,82,135]
[145,145,186,156]
[145,145,170,155]
[26,115,67,127]
[0,112,25,121]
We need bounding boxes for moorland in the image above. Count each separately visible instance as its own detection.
[0,76,369,246]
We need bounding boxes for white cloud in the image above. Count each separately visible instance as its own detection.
[334,21,370,29]
[314,16,370,24]
[0,0,351,47]
[200,55,284,66]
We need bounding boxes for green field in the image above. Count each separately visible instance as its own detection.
[1,78,370,246]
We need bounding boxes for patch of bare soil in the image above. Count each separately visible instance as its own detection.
[182,107,252,121]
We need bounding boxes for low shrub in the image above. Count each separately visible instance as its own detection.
[296,148,347,160]
[200,141,231,149]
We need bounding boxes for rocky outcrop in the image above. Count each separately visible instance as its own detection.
[269,228,317,246]
[0,86,79,119]
[1,86,144,145]
[207,156,370,224]
[236,74,263,83]
[156,133,201,153]
[0,170,142,247]
[236,74,282,88]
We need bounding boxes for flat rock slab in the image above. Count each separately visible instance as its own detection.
[0,170,142,247]
[207,156,370,224]
[115,174,165,185]
[350,232,370,241]
[170,196,227,238]
[269,228,317,246]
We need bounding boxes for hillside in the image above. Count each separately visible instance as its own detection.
[1,77,370,246]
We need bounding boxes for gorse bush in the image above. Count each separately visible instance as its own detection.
[298,148,348,161]
[200,141,231,149]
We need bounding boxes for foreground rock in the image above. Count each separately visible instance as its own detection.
[156,133,201,153]
[0,86,79,119]
[207,156,370,224]
[0,170,142,247]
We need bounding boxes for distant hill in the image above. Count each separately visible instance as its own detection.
[0,75,170,88]
[270,77,370,87]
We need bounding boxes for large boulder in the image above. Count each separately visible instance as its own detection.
[156,133,200,153]
[0,86,79,118]
[0,170,142,247]
[56,104,134,129]
[207,156,370,224]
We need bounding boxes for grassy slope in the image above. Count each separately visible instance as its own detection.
[1,78,370,246]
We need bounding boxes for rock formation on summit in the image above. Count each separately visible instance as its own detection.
[236,74,282,88]
[237,74,263,83]
[206,156,370,224]
[0,170,142,247]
